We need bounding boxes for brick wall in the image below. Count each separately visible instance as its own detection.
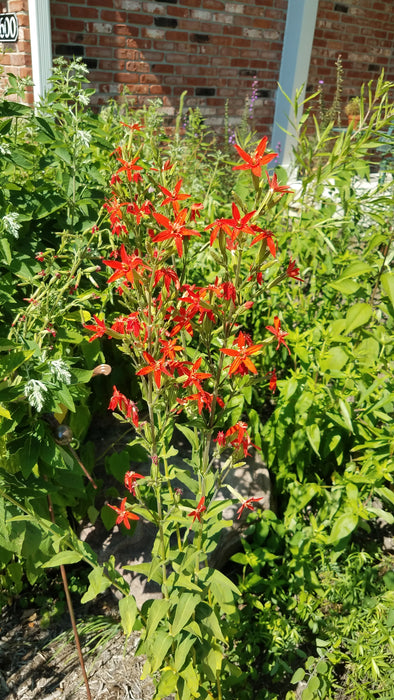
[0,0,33,102]
[307,0,394,125]
[51,0,288,137]
[1,0,394,134]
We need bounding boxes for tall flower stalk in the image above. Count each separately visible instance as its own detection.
[85,127,296,699]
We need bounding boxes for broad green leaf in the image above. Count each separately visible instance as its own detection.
[180,662,200,695]
[174,634,195,672]
[329,279,360,295]
[81,566,111,603]
[319,346,348,372]
[42,551,83,568]
[175,423,199,451]
[119,595,138,637]
[354,337,380,363]
[338,261,371,280]
[145,598,171,638]
[330,512,359,544]
[148,628,173,673]
[171,592,200,637]
[306,424,320,456]
[381,272,394,308]
[345,303,373,334]
[366,506,394,525]
[291,668,305,684]
[155,669,178,697]
[338,398,353,433]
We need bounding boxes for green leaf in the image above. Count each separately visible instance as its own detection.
[329,279,360,295]
[81,567,111,603]
[42,551,83,568]
[155,669,178,697]
[148,628,173,673]
[174,634,195,672]
[338,398,353,433]
[345,303,373,334]
[330,512,359,544]
[381,272,394,308]
[180,662,200,695]
[319,346,348,372]
[145,598,171,639]
[291,668,305,684]
[175,423,199,451]
[306,424,320,456]
[171,592,200,637]
[118,595,138,637]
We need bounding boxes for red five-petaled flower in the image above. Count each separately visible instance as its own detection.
[188,496,206,526]
[108,497,139,529]
[152,209,201,257]
[233,136,277,178]
[84,315,107,342]
[265,316,291,355]
[108,386,139,427]
[124,470,144,496]
[136,352,173,389]
[159,179,190,211]
[220,330,263,375]
[286,259,304,282]
[115,155,144,182]
[266,171,294,196]
[236,496,264,520]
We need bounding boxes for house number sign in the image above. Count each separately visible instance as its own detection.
[0,13,19,43]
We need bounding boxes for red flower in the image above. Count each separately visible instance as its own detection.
[180,357,212,390]
[265,316,291,355]
[249,227,276,258]
[205,217,232,247]
[108,497,139,529]
[266,171,294,195]
[159,179,190,211]
[103,244,151,286]
[267,368,277,392]
[233,136,277,178]
[153,267,180,294]
[124,470,144,495]
[286,259,304,282]
[225,421,260,457]
[220,331,263,376]
[120,121,142,131]
[159,337,184,360]
[115,155,144,182]
[108,386,139,427]
[236,496,264,519]
[84,315,107,342]
[188,496,206,525]
[136,352,173,389]
[152,209,201,257]
[226,203,256,245]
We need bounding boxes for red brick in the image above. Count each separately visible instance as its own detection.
[101,10,127,22]
[70,7,98,19]
[54,19,85,31]
[99,35,126,46]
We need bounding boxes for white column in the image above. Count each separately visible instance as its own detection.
[271,0,319,168]
[28,0,52,103]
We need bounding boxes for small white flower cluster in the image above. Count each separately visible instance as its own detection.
[0,142,11,156]
[49,359,72,385]
[75,128,92,149]
[24,380,48,412]
[3,212,21,238]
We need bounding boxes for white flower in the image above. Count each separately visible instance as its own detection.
[49,359,71,385]
[75,129,91,148]
[0,143,11,156]
[3,212,21,238]
[77,92,90,106]
[24,380,48,412]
